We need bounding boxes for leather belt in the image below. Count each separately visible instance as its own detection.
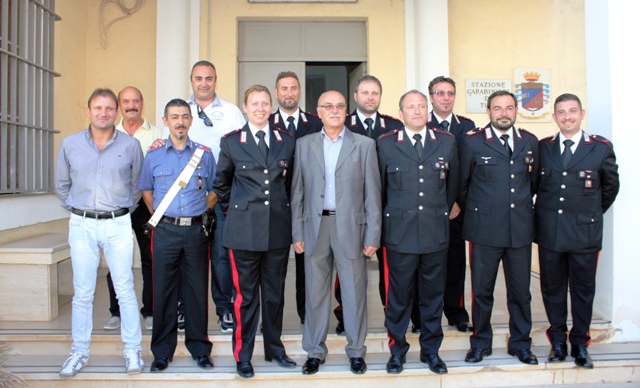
[161,215,203,226]
[71,208,129,219]
[322,210,336,216]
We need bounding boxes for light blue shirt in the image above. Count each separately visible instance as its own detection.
[321,127,346,210]
[55,126,143,212]
[137,137,216,217]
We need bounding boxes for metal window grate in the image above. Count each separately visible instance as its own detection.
[0,0,60,194]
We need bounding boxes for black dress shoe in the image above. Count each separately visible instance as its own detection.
[350,357,367,374]
[464,348,492,363]
[571,345,594,369]
[411,324,421,333]
[451,321,474,333]
[386,354,406,374]
[302,357,324,375]
[548,343,568,362]
[508,348,539,365]
[265,354,297,368]
[236,361,254,378]
[336,320,345,335]
[150,357,172,372]
[420,353,448,374]
[301,319,305,324]
[193,355,214,369]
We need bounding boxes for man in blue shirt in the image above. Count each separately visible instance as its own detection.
[56,88,144,378]
[138,98,217,372]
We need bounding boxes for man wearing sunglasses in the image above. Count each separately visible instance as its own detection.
[426,76,476,334]
[158,61,245,334]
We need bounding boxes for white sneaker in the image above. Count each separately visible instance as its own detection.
[144,316,153,330]
[59,353,89,378]
[124,350,144,374]
[104,316,121,330]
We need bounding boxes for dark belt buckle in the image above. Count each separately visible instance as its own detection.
[179,217,192,226]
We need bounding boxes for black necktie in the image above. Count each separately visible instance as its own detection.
[500,134,512,157]
[364,117,374,138]
[441,120,450,132]
[286,116,295,134]
[562,139,574,168]
[413,133,423,159]
[256,130,268,159]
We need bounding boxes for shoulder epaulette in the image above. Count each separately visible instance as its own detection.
[456,114,473,122]
[195,142,211,152]
[222,129,242,138]
[518,128,537,137]
[466,127,483,137]
[590,134,611,146]
[540,135,554,142]
[274,128,293,137]
[433,129,454,137]
[378,129,399,141]
[147,145,163,154]
[304,111,319,118]
[379,113,402,123]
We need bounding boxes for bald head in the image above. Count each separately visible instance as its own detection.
[118,86,144,122]
[317,91,347,132]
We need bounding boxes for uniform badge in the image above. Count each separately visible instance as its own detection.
[579,171,586,178]
[440,171,446,180]
[397,130,405,142]
[278,159,288,168]
[351,115,357,127]
[436,162,440,168]
[300,112,308,124]
[380,117,386,129]
[429,129,436,140]
[274,113,280,125]
[585,180,593,188]
[274,130,283,142]
[240,131,247,144]
[481,156,492,164]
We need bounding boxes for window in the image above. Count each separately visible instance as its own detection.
[0,0,60,194]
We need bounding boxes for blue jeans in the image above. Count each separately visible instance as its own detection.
[68,213,142,356]
[210,204,233,317]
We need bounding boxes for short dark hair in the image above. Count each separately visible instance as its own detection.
[428,76,456,94]
[554,93,582,111]
[399,89,427,110]
[355,75,382,94]
[487,90,518,109]
[87,88,118,110]
[275,71,300,88]
[164,98,192,118]
[244,85,272,105]
[190,60,217,80]
[117,86,143,102]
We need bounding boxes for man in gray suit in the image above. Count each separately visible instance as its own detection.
[291,90,382,376]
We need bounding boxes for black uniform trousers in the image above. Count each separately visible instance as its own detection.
[384,247,447,356]
[229,247,289,362]
[469,243,533,351]
[538,246,598,346]
[443,214,470,325]
[107,199,153,317]
[150,222,212,359]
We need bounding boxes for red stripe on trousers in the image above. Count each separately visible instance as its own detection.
[150,228,155,311]
[382,247,395,348]
[229,249,244,362]
[468,242,477,335]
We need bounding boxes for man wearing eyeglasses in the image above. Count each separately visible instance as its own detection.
[333,74,404,336]
[160,60,246,334]
[269,71,322,325]
[426,76,475,334]
[291,91,381,376]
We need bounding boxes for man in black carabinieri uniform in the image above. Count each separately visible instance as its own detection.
[458,90,540,365]
[334,74,404,335]
[535,93,619,369]
[426,76,475,333]
[269,71,322,324]
[214,85,296,379]
[377,90,459,375]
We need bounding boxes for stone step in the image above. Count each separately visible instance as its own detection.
[1,323,613,357]
[5,344,640,388]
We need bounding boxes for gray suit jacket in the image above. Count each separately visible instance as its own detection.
[291,127,382,259]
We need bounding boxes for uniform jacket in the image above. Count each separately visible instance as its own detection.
[269,108,322,139]
[535,131,619,253]
[213,124,295,251]
[291,128,382,259]
[377,127,459,254]
[458,125,539,248]
[346,110,403,139]
[427,111,475,145]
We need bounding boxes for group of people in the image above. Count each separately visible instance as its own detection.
[54,60,619,380]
